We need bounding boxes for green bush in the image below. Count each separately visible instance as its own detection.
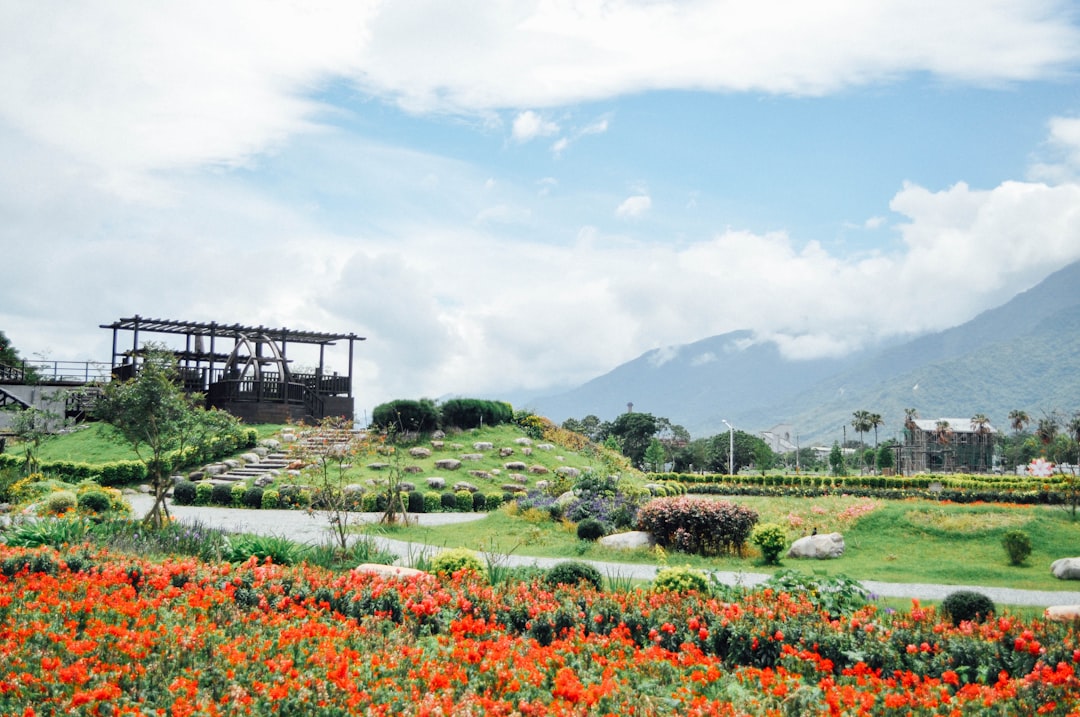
[1002,530,1032,566]
[752,523,788,565]
[545,561,603,590]
[194,482,213,506]
[231,483,246,507]
[423,492,442,513]
[77,489,113,514]
[941,590,996,626]
[576,517,605,542]
[440,398,513,430]
[454,490,473,512]
[261,489,280,509]
[3,517,91,548]
[653,566,710,594]
[765,570,870,619]
[211,482,235,506]
[407,490,425,513]
[371,399,439,433]
[242,487,264,509]
[440,492,457,511]
[42,490,78,516]
[485,493,504,509]
[227,534,305,566]
[471,492,486,511]
[430,548,484,577]
[172,480,197,506]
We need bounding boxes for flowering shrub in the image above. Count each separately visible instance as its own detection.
[637,495,759,556]
[0,545,1079,715]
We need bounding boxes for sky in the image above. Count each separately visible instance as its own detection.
[2,1,1080,423]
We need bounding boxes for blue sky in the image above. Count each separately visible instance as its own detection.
[2,1,1080,421]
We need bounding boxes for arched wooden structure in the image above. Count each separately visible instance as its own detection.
[101,315,364,423]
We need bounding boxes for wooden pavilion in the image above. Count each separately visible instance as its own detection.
[101,315,364,424]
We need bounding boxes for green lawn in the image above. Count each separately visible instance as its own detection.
[373,495,1080,593]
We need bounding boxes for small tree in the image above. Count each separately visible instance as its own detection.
[643,438,667,473]
[9,406,65,475]
[752,441,774,476]
[876,443,895,473]
[829,442,847,476]
[94,345,237,529]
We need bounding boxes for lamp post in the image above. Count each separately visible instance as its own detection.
[722,419,734,477]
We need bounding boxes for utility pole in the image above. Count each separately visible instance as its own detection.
[722,419,734,477]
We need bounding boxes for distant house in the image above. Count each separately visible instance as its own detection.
[902,418,997,473]
[760,423,797,453]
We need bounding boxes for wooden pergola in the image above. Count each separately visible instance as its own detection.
[101,315,365,423]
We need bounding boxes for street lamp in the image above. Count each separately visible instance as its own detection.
[721,419,734,477]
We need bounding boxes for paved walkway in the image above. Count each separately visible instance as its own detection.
[126,495,1080,609]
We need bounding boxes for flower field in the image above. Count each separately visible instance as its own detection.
[1,545,1079,716]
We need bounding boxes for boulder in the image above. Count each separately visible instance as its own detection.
[555,466,580,478]
[435,459,462,471]
[600,531,655,550]
[535,480,549,490]
[426,477,446,489]
[223,459,243,469]
[537,443,555,451]
[259,438,281,451]
[528,465,550,475]
[1045,605,1080,622]
[398,482,415,493]
[1051,558,1080,580]
[504,461,527,471]
[409,447,432,459]
[281,432,296,443]
[514,437,533,446]
[473,442,494,451]
[204,463,227,476]
[254,475,275,488]
[509,473,528,484]
[353,564,426,579]
[787,533,845,560]
[460,453,484,462]
[252,446,269,458]
[499,447,514,457]
[366,462,389,470]
[453,481,479,493]
[430,440,445,449]
[501,484,527,493]
[187,470,206,481]
[554,491,577,508]
[468,470,491,480]
[522,447,533,456]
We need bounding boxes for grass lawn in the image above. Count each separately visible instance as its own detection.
[372,494,1080,593]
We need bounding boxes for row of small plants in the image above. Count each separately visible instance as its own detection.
[651,469,1074,493]
[1,542,1079,715]
[678,480,1076,505]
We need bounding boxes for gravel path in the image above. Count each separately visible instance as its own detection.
[126,495,1080,609]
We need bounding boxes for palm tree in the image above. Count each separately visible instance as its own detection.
[904,408,919,433]
[1036,414,1059,448]
[935,420,954,472]
[970,413,991,472]
[869,412,883,450]
[851,410,872,449]
[1009,409,1030,435]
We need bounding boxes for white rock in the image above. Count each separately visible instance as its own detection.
[1045,605,1080,622]
[1051,558,1080,580]
[599,531,655,550]
[353,564,426,579]
[787,533,845,560]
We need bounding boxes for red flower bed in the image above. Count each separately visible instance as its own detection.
[0,545,1078,715]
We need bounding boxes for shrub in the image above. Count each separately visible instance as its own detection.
[227,534,305,566]
[261,489,280,509]
[211,482,235,506]
[3,517,91,548]
[407,491,425,513]
[941,590,996,626]
[485,492,504,509]
[195,482,213,506]
[765,570,869,619]
[440,492,457,511]
[172,480,197,506]
[361,492,379,512]
[455,490,474,512]
[752,523,788,565]
[77,489,113,514]
[371,399,439,433]
[424,492,442,513]
[637,496,758,556]
[653,566,710,594]
[430,548,484,577]
[545,561,603,590]
[576,517,605,542]
[471,492,486,511]
[1002,530,1032,566]
[440,398,513,429]
[242,487,264,509]
[230,483,246,507]
[42,490,78,516]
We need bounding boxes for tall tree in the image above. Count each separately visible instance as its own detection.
[610,411,658,469]
[935,420,954,472]
[1036,414,1060,451]
[1009,409,1030,435]
[851,410,871,450]
[643,438,667,473]
[970,413,992,472]
[868,412,884,450]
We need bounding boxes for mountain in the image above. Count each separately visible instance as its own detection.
[526,261,1080,442]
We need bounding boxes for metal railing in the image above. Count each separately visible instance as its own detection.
[0,360,108,385]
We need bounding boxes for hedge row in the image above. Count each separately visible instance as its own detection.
[649,471,1074,493]
[682,482,1076,505]
[171,480,519,513]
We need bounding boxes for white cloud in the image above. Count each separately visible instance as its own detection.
[616,194,652,218]
[1029,115,1080,182]
[551,137,570,156]
[648,345,680,367]
[511,110,559,142]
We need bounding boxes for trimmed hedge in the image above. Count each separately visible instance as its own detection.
[637,496,758,556]
[440,399,513,430]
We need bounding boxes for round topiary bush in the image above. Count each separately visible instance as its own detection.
[545,561,603,590]
[211,482,235,506]
[77,489,113,514]
[194,482,213,506]
[941,590,996,626]
[42,490,78,516]
[471,492,487,511]
[576,517,606,542]
[242,487,264,509]
[172,480,197,506]
[429,548,484,577]
[407,490,425,513]
[440,492,457,511]
[261,489,280,509]
[424,492,442,513]
[752,523,788,565]
[455,490,474,512]
[1002,530,1032,566]
[653,565,710,594]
